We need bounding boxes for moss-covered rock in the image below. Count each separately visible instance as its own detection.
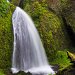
[63,11,75,35]
[53,0,75,38]
[11,0,20,6]
[22,0,73,65]
[47,0,75,34]
[47,0,61,14]
[0,0,16,75]
[0,0,15,70]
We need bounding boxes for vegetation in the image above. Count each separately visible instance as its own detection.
[51,51,71,70]
[0,69,5,75]
[0,0,75,75]
[0,0,15,74]
[23,0,73,62]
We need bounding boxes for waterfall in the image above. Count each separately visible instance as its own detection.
[11,7,55,75]
[6,0,9,2]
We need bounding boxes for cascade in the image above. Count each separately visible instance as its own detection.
[11,7,55,75]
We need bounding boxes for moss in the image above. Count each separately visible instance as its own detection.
[11,0,20,6]
[22,0,73,64]
[0,69,5,75]
[59,0,75,33]
[20,1,75,72]
[0,1,16,75]
[0,0,9,17]
[51,51,71,70]
[65,13,75,33]
[60,0,71,9]
[0,0,15,70]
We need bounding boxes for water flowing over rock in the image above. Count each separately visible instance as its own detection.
[11,7,55,75]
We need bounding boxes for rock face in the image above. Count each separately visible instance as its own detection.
[59,0,75,44]
[21,0,75,73]
[22,0,74,62]
[47,0,75,35]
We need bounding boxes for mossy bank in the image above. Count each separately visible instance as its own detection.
[22,0,74,68]
[0,0,15,74]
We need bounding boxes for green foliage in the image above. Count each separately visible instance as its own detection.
[60,0,70,8]
[0,69,5,75]
[0,0,9,17]
[11,0,20,6]
[67,51,75,61]
[23,0,73,63]
[0,0,15,69]
[51,51,71,70]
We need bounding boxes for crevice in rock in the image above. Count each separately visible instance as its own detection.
[19,0,25,8]
[62,16,75,47]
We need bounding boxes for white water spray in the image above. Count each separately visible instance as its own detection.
[11,7,55,75]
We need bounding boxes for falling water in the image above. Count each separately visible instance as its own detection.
[11,7,55,75]
[6,0,9,2]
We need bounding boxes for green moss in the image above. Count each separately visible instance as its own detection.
[0,0,9,17]
[11,0,20,6]
[0,1,16,75]
[23,0,73,63]
[60,0,71,9]
[0,0,15,69]
[65,12,75,33]
[59,0,75,33]
[21,1,75,72]
[0,69,5,75]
